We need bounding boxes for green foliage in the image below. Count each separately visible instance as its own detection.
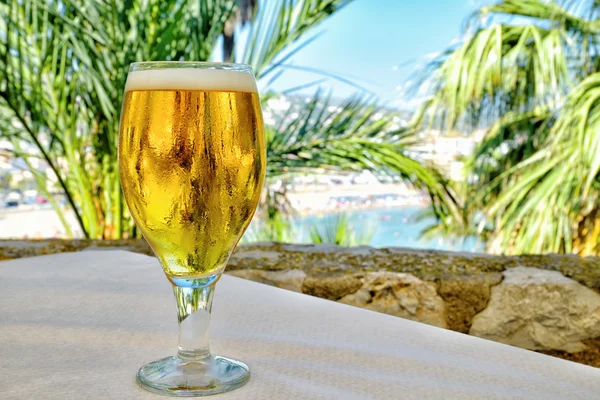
[0,0,240,238]
[0,0,353,239]
[265,92,459,219]
[1,0,454,247]
[242,0,352,80]
[414,0,600,255]
[309,213,374,246]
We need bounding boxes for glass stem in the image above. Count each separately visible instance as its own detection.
[173,279,217,362]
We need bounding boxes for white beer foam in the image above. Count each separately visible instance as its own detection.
[125,67,257,93]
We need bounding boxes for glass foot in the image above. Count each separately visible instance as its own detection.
[137,355,250,397]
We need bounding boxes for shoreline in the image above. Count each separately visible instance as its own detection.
[0,183,431,239]
[292,201,428,217]
[286,183,429,216]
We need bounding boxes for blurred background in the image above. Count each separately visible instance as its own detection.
[0,0,598,255]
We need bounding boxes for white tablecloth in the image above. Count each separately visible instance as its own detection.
[1,250,599,399]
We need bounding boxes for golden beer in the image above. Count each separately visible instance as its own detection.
[119,68,265,279]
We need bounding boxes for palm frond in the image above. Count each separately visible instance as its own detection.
[436,74,600,255]
[413,0,600,255]
[240,0,351,79]
[482,73,600,254]
[0,0,241,238]
[413,22,568,131]
[265,91,460,219]
[480,0,599,35]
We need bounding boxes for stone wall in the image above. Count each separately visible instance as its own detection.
[2,239,600,367]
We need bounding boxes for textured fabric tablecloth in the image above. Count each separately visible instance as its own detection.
[1,250,599,399]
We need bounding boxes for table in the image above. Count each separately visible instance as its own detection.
[1,250,599,399]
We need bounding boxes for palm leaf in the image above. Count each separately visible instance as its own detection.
[266,91,461,220]
[483,73,600,254]
[413,23,567,131]
[414,0,600,255]
[240,0,351,79]
[0,0,240,238]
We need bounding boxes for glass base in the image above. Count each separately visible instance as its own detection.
[137,355,250,397]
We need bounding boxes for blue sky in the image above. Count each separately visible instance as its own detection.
[264,0,484,109]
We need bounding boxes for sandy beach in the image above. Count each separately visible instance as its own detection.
[0,206,84,239]
[0,183,428,239]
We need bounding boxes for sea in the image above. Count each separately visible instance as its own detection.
[289,206,484,252]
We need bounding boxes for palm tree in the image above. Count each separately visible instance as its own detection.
[246,89,458,242]
[413,0,600,255]
[1,0,245,238]
[0,0,452,241]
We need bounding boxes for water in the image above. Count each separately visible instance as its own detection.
[290,207,484,252]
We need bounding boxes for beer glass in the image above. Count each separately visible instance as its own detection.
[118,62,265,396]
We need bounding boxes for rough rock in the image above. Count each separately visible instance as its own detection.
[226,269,306,292]
[470,267,600,352]
[338,272,447,328]
[302,273,364,301]
[0,239,153,260]
[438,273,503,333]
[540,337,600,368]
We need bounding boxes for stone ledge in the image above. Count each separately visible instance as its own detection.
[2,239,600,368]
[4,239,597,286]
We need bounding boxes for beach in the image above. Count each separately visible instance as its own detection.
[0,184,481,252]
